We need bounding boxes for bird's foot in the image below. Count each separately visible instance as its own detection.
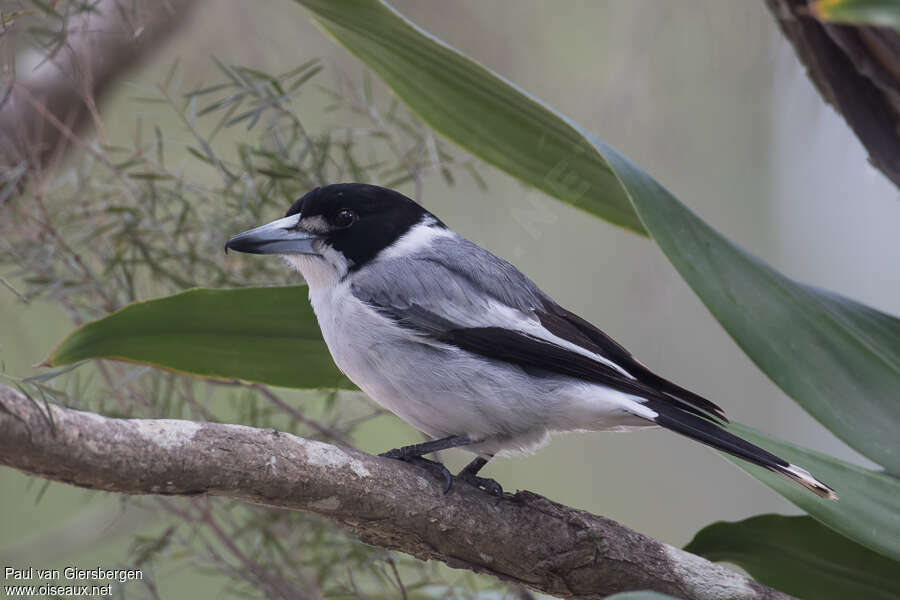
[457,470,504,504]
[379,452,452,493]
[378,447,407,460]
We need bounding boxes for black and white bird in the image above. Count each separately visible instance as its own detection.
[225,183,837,500]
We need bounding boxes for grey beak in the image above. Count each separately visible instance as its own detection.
[225,214,321,255]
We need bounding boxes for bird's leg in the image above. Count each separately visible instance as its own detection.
[379,435,472,493]
[456,456,503,501]
[379,435,473,459]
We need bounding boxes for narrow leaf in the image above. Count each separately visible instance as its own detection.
[48,286,353,390]
[295,0,646,235]
[686,514,900,600]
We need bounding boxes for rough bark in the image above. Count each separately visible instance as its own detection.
[0,0,200,173]
[765,0,900,188]
[0,384,792,600]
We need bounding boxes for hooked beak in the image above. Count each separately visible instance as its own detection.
[225,214,321,255]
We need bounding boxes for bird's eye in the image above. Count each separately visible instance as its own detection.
[333,209,356,228]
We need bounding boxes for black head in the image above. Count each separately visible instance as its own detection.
[226,183,443,270]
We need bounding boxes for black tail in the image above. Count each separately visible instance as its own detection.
[648,401,837,500]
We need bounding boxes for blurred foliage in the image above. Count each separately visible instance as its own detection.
[808,0,900,31]
[2,54,477,315]
[0,1,91,65]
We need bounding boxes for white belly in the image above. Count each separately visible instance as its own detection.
[308,281,653,456]
[310,281,512,439]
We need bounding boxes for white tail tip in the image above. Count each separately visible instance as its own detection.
[779,464,838,500]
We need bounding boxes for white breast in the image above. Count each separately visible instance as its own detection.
[306,277,473,438]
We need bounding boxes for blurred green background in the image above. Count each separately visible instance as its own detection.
[2,0,898,596]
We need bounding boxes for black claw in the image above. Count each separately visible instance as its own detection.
[439,468,453,493]
[457,471,504,504]
[405,457,452,493]
[381,453,452,492]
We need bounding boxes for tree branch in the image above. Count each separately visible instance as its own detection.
[0,384,792,600]
[0,0,200,174]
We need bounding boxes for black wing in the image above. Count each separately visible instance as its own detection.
[352,237,727,424]
[381,301,726,425]
[390,301,822,486]
[536,301,728,422]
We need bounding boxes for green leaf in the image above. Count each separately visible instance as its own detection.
[685,514,900,600]
[48,286,353,390]
[809,0,900,31]
[596,138,900,476]
[293,0,900,475]
[295,0,645,235]
[725,423,900,562]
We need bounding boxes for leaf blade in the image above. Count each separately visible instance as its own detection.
[298,0,646,235]
[594,137,900,475]
[685,514,900,600]
[48,286,353,390]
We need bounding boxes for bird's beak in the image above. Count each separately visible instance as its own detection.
[225,214,321,255]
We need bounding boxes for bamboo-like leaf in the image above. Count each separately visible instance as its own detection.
[685,514,900,600]
[725,423,900,562]
[808,0,900,31]
[297,0,645,235]
[294,0,900,475]
[48,286,353,390]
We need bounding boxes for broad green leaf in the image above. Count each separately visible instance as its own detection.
[685,514,900,600]
[809,0,900,31]
[294,0,900,475]
[296,0,645,235]
[725,423,900,562]
[48,286,353,390]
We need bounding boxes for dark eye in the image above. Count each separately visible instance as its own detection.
[333,209,356,228]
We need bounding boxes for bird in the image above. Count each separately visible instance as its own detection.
[225,183,837,501]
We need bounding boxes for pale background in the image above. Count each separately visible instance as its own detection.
[2,1,897,596]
